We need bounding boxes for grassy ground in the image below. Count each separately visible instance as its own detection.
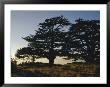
[11,62,100,77]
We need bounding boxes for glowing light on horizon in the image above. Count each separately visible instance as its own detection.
[12,56,85,65]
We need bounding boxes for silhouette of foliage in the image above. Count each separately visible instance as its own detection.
[11,59,18,74]
[16,16,70,65]
[15,16,100,65]
[68,18,100,63]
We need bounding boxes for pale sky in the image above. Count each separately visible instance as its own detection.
[11,11,100,64]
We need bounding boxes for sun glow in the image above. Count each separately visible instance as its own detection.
[11,56,85,65]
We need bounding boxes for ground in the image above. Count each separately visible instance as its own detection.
[11,62,100,77]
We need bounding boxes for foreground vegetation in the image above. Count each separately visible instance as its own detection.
[11,62,100,77]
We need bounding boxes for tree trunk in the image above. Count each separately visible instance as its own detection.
[49,58,54,65]
[32,55,35,63]
[48,54,55,66]
[48,48,55,66]
[86,55,94,63]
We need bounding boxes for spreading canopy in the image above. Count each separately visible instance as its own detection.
[15,17,100,64]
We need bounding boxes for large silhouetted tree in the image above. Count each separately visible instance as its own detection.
[15,16,100,65]
[16,16,70,65]
[68,18,100,63]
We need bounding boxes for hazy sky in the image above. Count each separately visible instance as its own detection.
[11,11,100,64]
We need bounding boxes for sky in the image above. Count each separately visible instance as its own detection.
[11,11,100,64]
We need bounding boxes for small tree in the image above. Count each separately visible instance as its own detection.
[16,16,70,65]
[11,58,18,74]
[15,47,37,63]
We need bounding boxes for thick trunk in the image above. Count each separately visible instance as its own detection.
[86,42,95,63]
[48,55,55,66]
[48,48,55,66]
[86,55,94,63]
[49,58,54,65]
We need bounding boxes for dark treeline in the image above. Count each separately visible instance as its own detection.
[15,15,100,66]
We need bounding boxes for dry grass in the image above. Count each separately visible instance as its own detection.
[13,62,100,77]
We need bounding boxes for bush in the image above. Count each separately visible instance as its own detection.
[11,61,18,73]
